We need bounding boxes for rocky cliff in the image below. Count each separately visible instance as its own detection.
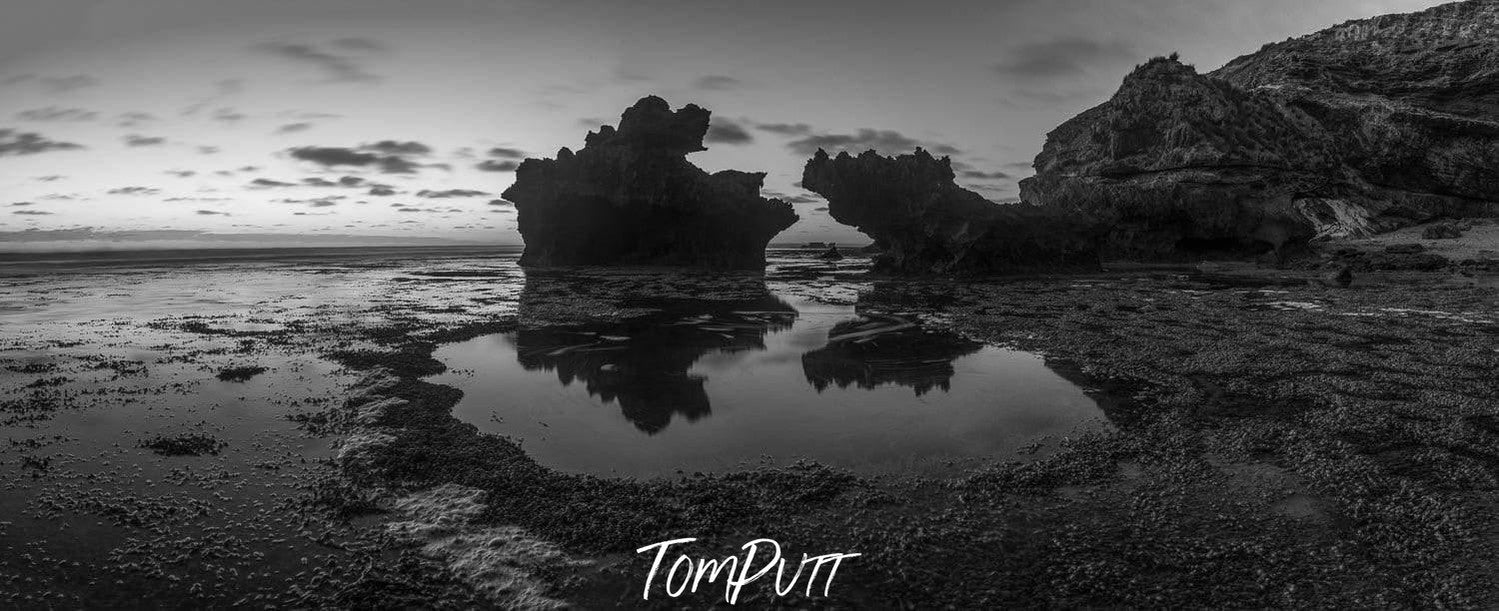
[1021,0,1499,259]
[801,149,1103,275]
[502,96,798,269]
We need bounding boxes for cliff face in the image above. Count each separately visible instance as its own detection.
[802,149,1103,275]
[502,96,798,269]
[1022,0,1499,259]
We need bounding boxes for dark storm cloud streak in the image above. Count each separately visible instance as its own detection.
[124,134,167,147]
[0,129,84,156]
[16,107,97,122]
[287,146,420,173]
[256,42,382,83]
[992,38,1136,79]
[961,170,1012,180]
[487,147,526,159]
[754,122,813,136]
[106,186,161,195]
[4,74,100,93]
[705,118,753,145]
[417,189,489,198]
[476,160,519,172]
[693,75,742,90]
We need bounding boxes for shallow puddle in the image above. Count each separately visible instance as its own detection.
[430,295,1111,478]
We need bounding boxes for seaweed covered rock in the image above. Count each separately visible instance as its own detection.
[1022,1,1499,260]
[502,96,798,269]
[801,148,1103,275]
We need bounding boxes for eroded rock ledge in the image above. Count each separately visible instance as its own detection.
[801,148,1103,275]
[502,96,797,269]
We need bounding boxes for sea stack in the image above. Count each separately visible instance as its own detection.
[801,148,1104,275]
[502,96,798,269]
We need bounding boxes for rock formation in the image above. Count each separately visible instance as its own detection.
[502,96,798,269]
[801,148,1104,275]
[1021,0,1499,259]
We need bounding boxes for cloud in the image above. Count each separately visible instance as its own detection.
[754,122,813,136]
[475,160,520,172]
[107,186,161,195]
[288,146,416,173]
[16,107,96,122]
[12,210,52,215]
[257,41,383,83]
[212,108,247,123]
[4,74,100,93]
[363,140,430,156]
[960,170,1012,180]
[396,207,424,212]
[693,75,742,91]
[308,200,339,208]
[705,118,753,145]
[992,38,1135,80]
[249,178,297,188]
[165,170,196,178]
[10,202,36,207]
[998,86,1110,108]
[276,122,313,134]
[487,199,514,207]
[417,189,489,198]
[785,128,961,157]
[197,146,221,155]
[35,175,63,182]
[287,140,434,174]
[114,112,157,128]
[815,207,829,212]
[332,38,387,53]
[487,147,526,159]
[124,134,167,147]
[196,209,230,216]
[0,129,84,156]
[368,186,397,196]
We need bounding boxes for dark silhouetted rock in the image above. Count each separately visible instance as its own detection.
[502,96,797,269]
[1423,222,1466,239]
[802,148,1104,275]
[1021,1,1499,260]
[1320,263,1354,288]
[818,245,843,260]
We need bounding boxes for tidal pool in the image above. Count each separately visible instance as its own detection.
[429,294,1111,477]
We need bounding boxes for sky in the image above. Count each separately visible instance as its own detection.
[0,0,1453,249]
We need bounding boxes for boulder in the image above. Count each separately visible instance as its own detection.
[501,96,798,269]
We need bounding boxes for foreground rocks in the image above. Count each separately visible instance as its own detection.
[802,148,1103,275]
[1020,1,1499,259]
[502,96,797,269]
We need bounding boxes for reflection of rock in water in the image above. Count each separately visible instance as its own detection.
[801,314,983,396]
[514,272,796,434]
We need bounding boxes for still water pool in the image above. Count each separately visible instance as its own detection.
[429,292,1110,477]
